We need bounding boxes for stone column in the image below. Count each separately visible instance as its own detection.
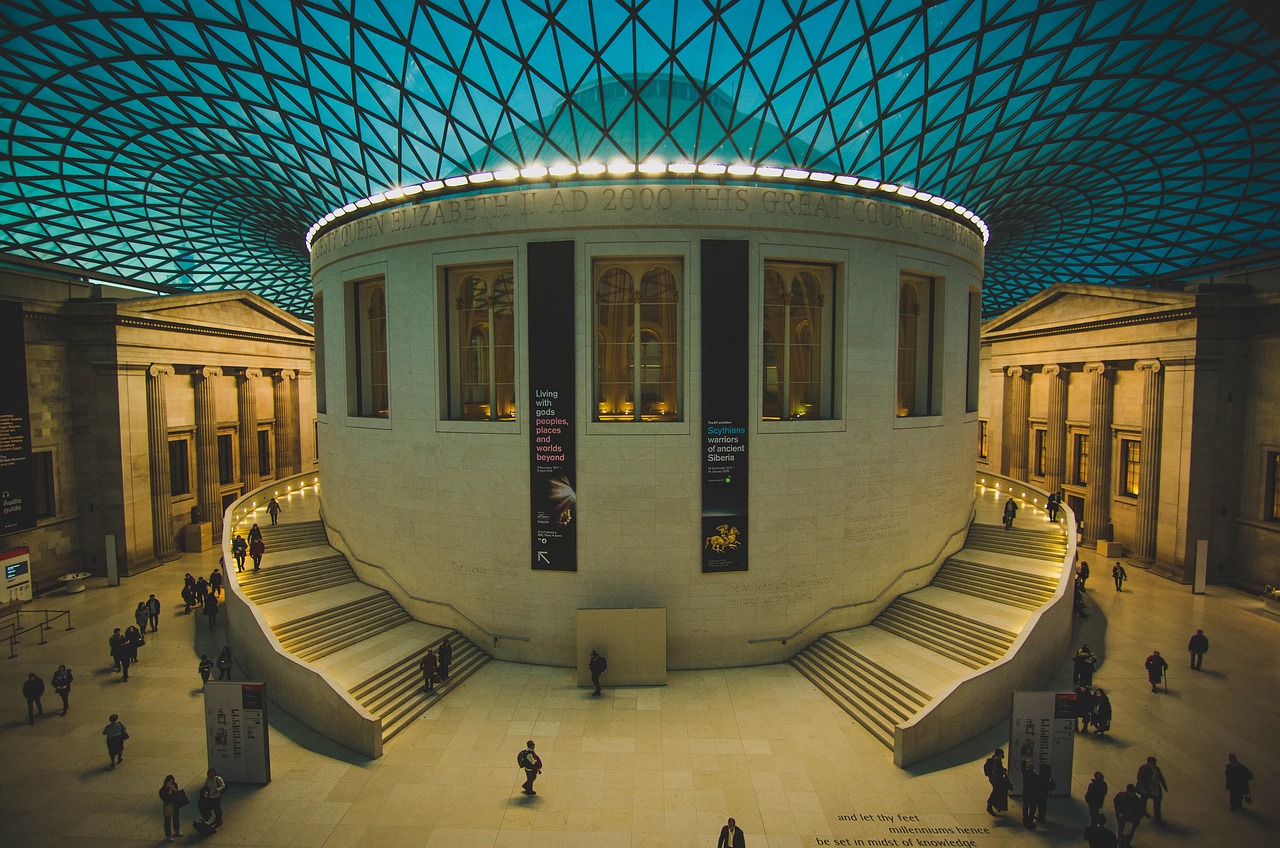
[1044,365,1069,496]
[1083,362,1113,546]
[1004,366,1031,482]
[237,368,263,492]
[193,366,224,541]
[1132,360,1164,563]
[273,369,299,477]
[146,365,180,562]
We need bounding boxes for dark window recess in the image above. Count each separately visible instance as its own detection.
[217,434,236,485]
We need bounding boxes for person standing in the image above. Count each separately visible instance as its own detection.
[1003,496,1018,530]
[159,774,187,841]
[22,672,45,724]
[420,648,439,693]
[249,535,266,571]
[217,646,233,680]
[1083,813,1119,848]
[1113,784,1143,847]
[1225,753,1252,811]
[1047,491,1059,520]
[51,665,73,716]
[134,601,150,633]
[589,650,607,695]
[1075,685,1095,733]
[146,594,161,632]
[267,497,281,525]
[1144,650,1168,693]
[109,627,126,674]
[102,713,127,769]
[1113,561,1127,591]
[1073,644,1097,686]
[1187,629,1209,670]
[1034,762,1056,823]
[209,567,224,599]
[203,594,220,629]
[717,817,746,848]
[182,575,197,613]
[1076,560,1090,590]
[1136,756,1168,823]
[438,638,452,682]
[1085,772,1109,826]
[983,749,1007,815]
[1020,759,1039,829]
[194,575,209,606]
[519,740,542,795]
[198,654,213,685]
[1091,687,1113,734]
[231,534,248,571]
[198,767,227,827]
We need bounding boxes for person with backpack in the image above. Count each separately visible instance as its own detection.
[589,650,607,695]
[518,740,542,795]
[983,749,1009,816]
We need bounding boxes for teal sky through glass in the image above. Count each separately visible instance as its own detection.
[2,0,1278,319]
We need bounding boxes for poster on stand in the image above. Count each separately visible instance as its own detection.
[1008,690,1076,796]
[203,681,271,784]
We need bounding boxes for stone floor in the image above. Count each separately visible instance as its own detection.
[1,486,1276,847]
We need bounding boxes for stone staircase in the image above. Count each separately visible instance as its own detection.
[257,520,329,550]
[237,551,356,604]
[790,520,1067,750]
[274,591,413,663]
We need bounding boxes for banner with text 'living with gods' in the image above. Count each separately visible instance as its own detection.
[527,241,577,571]
[701,240,749,572]
[203,681,271,784]
[0,300,36,534]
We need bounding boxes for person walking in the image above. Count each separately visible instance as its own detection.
[231,534,248,571]
[209,567,224,599]
[203,594,220,629]
[1113,784,1144,847]
[518,740,542,795]
[1002,496,1018,530]
[1085,772,1109,826]
[267,497,281,525]
[159,774,187,841]
[1083,813,1119,848]
[198,654,213,685]
[1091,687,1113,734]
[1075,685,1095,733]
[589,650,607,695]
[420,647,439,693]
[1225,753,1253,812]
[983,749,1007,815]
[1047,491,1060,521]
[217,646,233,680]
[249,535,266,571]
[717,817,746,847]
[1144,650,1168,693]
[103,713,127,769]
[109,627,126,674]
[1077,559,1090,590]
[198,767,227,827]
[438,637,452,682]
[182,575,197,613]
[51,664,73,716]
[134,601,150,633]
[194,575,209,607]
[1020,759,1039,829]
[146,594,161,632]
[248,522,263,544]
[1187,629,1209,670]
[1113,561,1127,591]
[1136,756,1168,823]
[22,672,45,724]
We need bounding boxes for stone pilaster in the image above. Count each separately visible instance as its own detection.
[1004,366,1031,482]
[1044,365,1069,496]
[273,369,299,477]
[1083,362,1113,546]
[238,368,262,492]
[1133,360,1164,563]
[146,365,180,562]
[193,366,224,541]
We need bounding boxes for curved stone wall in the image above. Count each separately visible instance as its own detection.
[311,183,983,667]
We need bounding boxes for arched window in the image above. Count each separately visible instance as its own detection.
[594,258,681,421]
[444,264,516,420]
[354,279,389,417]
[762,262,834,420]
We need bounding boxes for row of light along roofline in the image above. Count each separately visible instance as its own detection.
[304,161,990,253]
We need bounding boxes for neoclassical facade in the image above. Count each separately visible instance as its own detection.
[1,262,317,592]
[311,182,985,668]
[979,271,1280,589]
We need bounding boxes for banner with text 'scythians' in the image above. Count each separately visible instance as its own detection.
[527,241,578,571]
[701,240,749,573]
[0,300,37,534]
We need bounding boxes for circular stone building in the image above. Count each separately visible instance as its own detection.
[310,175,985,668]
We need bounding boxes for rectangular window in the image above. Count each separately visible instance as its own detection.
[168,438,191,496]
[594,257,681,421]
[314,294,326,414]
[257,428,272,477]
[1120,438,1141,496]
[897,272,943,417]
[978,420,989,460]
[966,289,981,413]
[443,263,516,420]
[762,261,835,420]
[1073,433,1090,485]
[353,279,389,417]
[1033,428,1047,477]
[32,450,55,519]
[217,433,236,485]
[1268,451,1280,522]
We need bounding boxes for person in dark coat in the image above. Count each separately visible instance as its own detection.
[1020,760,1039,829]
[1113,784,1144,847]
[1034,762,1055,823]
[717,817,746,848]
[109,627,127,674]
[1112,561,1127,591]
[203,595,219,629]
[1075,685,1095,732]
[589,650,607,695]
[249,536,266,571]
[1047,491,1059,520]
[1085,772,1109,826]
[146,594,161,632]
[209,568,224,599]
[103,713,127,769]
[216,646,233,680]
[134,601,150,632]
[1225,753,1252,811]
[1187,629,1209,670]
[267,497,281,525]
[248,522,263,543]
[1076,559,1090,590]
[437,638,452,682]
[519,740,542,795]
[1144,650,1168,692]
[420,648,439,693]
[1083,813,1119,848]
[1003,497,1018,529]
[51,664,73,716]
[160,773,186,840]
[984,749,1009,815]
[182,574,197,613]
[22,673,45,724]
[1136,756,1168,823]
[231,534,248,571]
[194,576,209,606]
[1091,688,1113,734]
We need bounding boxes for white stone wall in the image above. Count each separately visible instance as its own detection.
[312,184,984,667]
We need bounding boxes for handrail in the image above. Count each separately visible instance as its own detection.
[319,507,529,644]
[747,504,977,645]
[4,608,74,658]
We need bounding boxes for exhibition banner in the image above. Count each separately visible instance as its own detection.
[1008,690,1076,796]
[0,300,36,533]
[700,240,749,572]
[203,681,271,784]
[527,240,577,571]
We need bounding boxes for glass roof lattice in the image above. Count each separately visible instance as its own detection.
[2,0,1278,319]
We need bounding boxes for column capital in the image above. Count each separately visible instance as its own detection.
[1083,361,1110,376]
[1006,365,1028,379]
[274,368,297,381]
[240,367,263,380]
[148,364,175,378]
[194,366,223,380]
[1043,364,1069,378]
[1135,359,1162,374]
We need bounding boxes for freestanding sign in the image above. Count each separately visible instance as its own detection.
[1008,690,1075,796]
[527,241,577,571]
[203,681,271,784]
[0,299,37,534]
[701,240,750,573]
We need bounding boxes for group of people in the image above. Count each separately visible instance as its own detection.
[21,665,73,723]
[229,523,267,573]
[159,767,227,840]
[108,623,147,681]
[181,569,224,628]
[982,749,1058,829]
[197,646,235,685]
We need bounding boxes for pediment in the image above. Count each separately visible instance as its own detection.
[984,284,1195,337]
[120,292,312,338]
